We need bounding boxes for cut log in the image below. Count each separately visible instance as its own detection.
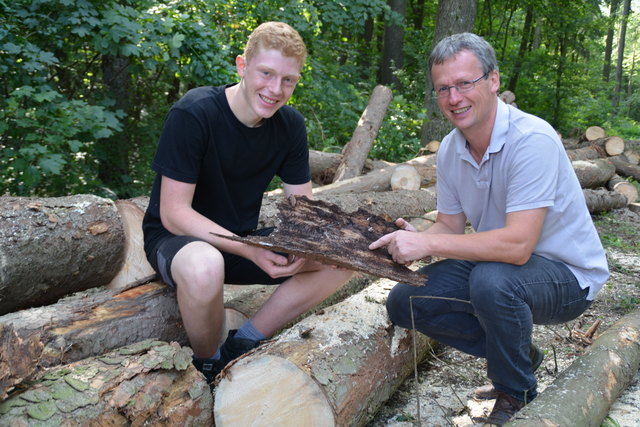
[216,196,428,286]
[580,126,606,142]
[583,188,628,213]
[420,140,441,154]
[566,144,607,161]
[624,149,639,165]
[313,154,437,195]
[572,158,616,189]
[214,277,432,426]
[0,195,125,315]
[390,164,421,191]
[608,154,640,181]
[259,189,437,229]
[107,199,156,291]
[508,308,640,427]
[606,174,638,204]
[499,90,516,104]
[333,85,393,182]
[0,340,214,426]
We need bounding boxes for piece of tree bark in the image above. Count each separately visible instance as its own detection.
[572,158,616,189]
[214,278,432,427]
[390,164,421,190]
[314,154,437,195]
[106,199,156,291]
[583,188,628,213]
[0,340,214,426]
[333,85,393,182]
[217,196,428,287]
[608,154,640,181]
[259,189,437,229]
[0,195,125,315]
[607,174,638,204]
[508,308,640,427]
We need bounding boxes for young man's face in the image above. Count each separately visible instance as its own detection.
[235,49,301,126]
[431,49,499,135]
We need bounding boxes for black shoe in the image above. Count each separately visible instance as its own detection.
[474,344,544,400]
[192,355,226,386]
[218,329,262,363]
[482,391,526,426]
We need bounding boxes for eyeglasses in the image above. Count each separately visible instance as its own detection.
[433,72,489,98]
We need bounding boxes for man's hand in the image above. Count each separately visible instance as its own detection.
[250,246,307,278]
[369,218,427,265]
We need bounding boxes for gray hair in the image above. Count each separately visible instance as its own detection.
[428,32,498,75]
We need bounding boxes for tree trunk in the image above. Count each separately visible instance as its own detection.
[333,85,393,182]
[570,136,625,156]
[420,0,477,144]
[509,308,640,427]
[613,0,631,107]
[107,199,156,291]
[566,144,607,161]
[603,0,620,82]
[0,195,125,315]
[571,158,616,189]
[579,125,607,142]
[583,188,628,213]
[214,278,433,427]
[309,150,392,185]
[0,340,214,426]
[378,0,406,88]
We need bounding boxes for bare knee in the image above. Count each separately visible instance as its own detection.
[172,241,224,301]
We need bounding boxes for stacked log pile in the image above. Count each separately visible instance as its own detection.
[1,80,639,427]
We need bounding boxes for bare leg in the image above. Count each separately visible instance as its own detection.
[171,241,226,358]
[249,262,354,336]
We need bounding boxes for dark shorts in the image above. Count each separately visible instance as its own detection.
[148,228,290,288]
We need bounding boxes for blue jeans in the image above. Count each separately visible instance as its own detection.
[386,255,591,402]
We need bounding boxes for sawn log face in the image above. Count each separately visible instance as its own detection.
[215,196,427,286]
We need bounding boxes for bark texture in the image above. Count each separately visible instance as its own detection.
[0,340,213,426]
[572,159,616,189]
[217,196,427,286]
[0,195,125,315]
[214,278,432,427]
[583,188,628,213]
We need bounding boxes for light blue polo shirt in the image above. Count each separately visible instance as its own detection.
[436,99,609,299]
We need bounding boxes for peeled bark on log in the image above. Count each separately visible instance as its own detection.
[583,188,628,213]
[0,280,278,399]
[572,158,616,189]
[214,278,432,426]
[313,155,437,195]
[259,188,437,229]
[106,199,156,291]
[608,154,640,181]
[0,340,213,426]
[0,195,125,315]
[333,85,393,182]
[566,144,607,161]
[606,174,638,204]
[508,308,640,427]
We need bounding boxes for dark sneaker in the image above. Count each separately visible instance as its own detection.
[474,344,544,400]
[218,329,262,366]
[192,355,226,386]
[482,391,526,426]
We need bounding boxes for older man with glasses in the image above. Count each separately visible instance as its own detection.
[370,32,608,426]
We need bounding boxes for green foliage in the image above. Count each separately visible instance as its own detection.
[2,0,640,197]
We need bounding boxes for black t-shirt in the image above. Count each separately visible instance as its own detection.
[143,84,310,256]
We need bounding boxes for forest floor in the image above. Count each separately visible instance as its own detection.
[368,207,640,427]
